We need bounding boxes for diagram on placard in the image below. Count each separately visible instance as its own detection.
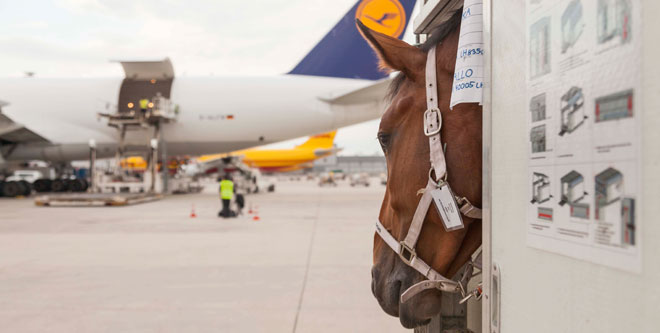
[594,167,636,247]
[530,125,546,153]
[561,0,584,53]
[597,0,631,45]
[558,86,586,136]
[530,16,551,78]
[594,167,623,221]
[530,93,546,122]
[595,89,633,122]
[531,172,552,204]
[621,197,635,245]
[558,170,590,219]
[537,207,553,222]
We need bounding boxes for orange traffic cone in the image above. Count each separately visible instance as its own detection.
[252,205,260,221]
[190,204,197,218]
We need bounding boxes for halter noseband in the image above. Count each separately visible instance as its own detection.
[375,46,482,304]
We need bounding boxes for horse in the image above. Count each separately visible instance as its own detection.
[357,10,483,328]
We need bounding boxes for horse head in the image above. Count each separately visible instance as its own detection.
[357,10,483,328]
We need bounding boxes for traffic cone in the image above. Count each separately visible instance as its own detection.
[190,204,197,218]
[248,203,253,215]
[252,205,260,221]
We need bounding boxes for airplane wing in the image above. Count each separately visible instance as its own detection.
[318,78,392,105]
[314,147,343,157]
[0,101,50,145]
[273,162,314,173]
[194,154,245,174]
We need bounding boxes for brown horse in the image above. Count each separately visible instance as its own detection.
[357,10,483,328]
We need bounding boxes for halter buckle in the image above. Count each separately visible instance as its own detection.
[423,108,442,136]
[399,242,416,265]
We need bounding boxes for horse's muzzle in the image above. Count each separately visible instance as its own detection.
[371,258,443,328]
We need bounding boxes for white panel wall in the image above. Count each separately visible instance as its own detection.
[489,0,660,331]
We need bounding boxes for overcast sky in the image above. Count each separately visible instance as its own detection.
[0,0,417,155]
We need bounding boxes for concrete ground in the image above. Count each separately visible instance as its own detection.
[0,178,408,332]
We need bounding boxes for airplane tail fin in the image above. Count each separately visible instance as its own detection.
[297,131,338,149]
[288,0,416,80]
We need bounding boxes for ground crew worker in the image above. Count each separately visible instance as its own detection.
[139,98,149,117]
[219,175,235,218]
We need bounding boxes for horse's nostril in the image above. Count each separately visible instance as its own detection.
[392,280,402,303]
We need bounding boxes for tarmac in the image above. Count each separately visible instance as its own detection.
[0,178,408,332]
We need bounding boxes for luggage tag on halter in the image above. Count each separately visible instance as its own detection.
[430,182,464,231]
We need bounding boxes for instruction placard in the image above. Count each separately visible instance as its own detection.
[525,0,642,272]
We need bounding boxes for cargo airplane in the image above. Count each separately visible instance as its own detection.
[0,0,415,166]
[122,130,340,173]
[200,130,340,173]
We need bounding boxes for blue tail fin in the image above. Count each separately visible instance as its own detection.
[288,0,416,80]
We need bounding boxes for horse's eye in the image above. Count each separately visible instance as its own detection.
[377,132,391,154]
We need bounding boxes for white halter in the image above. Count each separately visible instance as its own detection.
[375,46,482,304]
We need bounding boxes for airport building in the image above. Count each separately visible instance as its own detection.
[313,155,386,175]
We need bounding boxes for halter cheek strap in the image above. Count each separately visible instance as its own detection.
[375,46,482,304]
[424,46,446,182]
[424,46,481,219]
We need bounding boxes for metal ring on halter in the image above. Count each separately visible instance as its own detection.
[428,166,447,186]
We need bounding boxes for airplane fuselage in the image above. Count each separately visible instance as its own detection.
[0,75,378,162]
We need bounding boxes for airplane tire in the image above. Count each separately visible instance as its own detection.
[3,181,21,197]
[32,179,45,192]
[68,179,84,192]
[79,179,89,192]
[51,179,68,192]
[19,180,32,196]
[33,179,52,192]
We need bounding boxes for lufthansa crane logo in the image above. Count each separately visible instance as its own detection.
[356,0,406,38]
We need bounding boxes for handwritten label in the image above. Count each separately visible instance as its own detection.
[450,0,484,109]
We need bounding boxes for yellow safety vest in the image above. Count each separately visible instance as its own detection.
[139,99,149,109]
[220,180,234,200]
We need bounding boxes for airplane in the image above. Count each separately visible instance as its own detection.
[199,130,340,173]
[120,130,340,174]
[0,0,415,167]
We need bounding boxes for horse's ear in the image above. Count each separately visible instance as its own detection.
[356,19,425,79]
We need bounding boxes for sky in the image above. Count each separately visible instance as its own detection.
[0,0,418,155]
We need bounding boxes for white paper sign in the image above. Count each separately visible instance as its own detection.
[449,0,484,109]
[525,0,642,273]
